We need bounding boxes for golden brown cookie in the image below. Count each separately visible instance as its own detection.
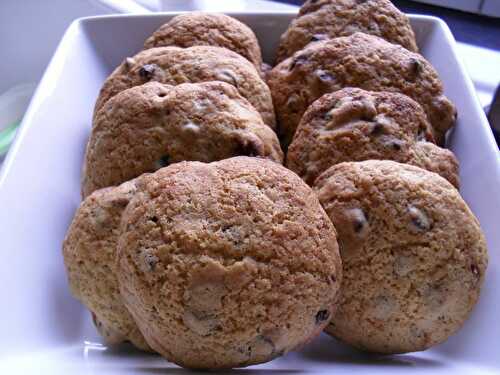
[314,160,488,354]
[268,33,456,147]
[144,12,263,71]
[286,88,459,187]
[62,180,150,351]
[276,0,418,63]
[83,81,283,197]
[94,46,276,129]
[116,157,342,369]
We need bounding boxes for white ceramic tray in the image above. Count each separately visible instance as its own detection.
[0,12,499,375]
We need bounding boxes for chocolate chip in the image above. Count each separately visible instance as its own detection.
[111,197,130,209]
[416,127,429,142]
[216,69,238,87]
[408,206,431,232]
[290,55,307,71]
[407,58,423,81]
[354,219,365,232]
[349,208,369,236]
[315,310,330,324]
[139,64,157,80]
[150,216,159,223]
[316,69,336,84]
[330,274,336,283]
[361,112,375,122]
[310,34,327,42]
[410,58,423,75]
[471,264,480,277]
[391,140,404,151]
[236,137,263,157]
[371,122,385,135]
[286,94,301,114]
[156,154,170,168]
[91,312,101,328]
[323,109,333,120]
[144,254,158,271]
[221,224,233,234]
[353,212,367,233]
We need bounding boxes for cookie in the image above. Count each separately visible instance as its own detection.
[62,180,150,351]
[261,62,273,82]
[286,88,459,187]
[268,33,456,147]
[94,46,276,129]
[276,0,418,63]
[314,160,488,354]
[83,81,283,197]
[144,12,263,71]
[116,157,342,369]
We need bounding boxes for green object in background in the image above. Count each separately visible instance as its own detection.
[0,83,37,159]
[0,121,19,156]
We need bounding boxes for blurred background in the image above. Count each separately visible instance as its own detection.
[0,0,499,167]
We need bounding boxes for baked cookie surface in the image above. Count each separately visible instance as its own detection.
[314,160,488,354]
[117,157,342,369]
[94,45,276,128]
[144,12,263,70]
[276,0,418,63]
[62,180,150,351]
[286,88,459,187]
[83,81,283,197]
[268,33,456,147]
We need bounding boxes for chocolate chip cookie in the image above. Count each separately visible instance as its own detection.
[116,157,342,369]
[276,0,418,63]
[314,160,488,354]
[62,180,150,351]
[268,33,456,147]
[94,45,276,129]
[144,12,263,71]
[83,81,283,197]
[287,88,459,187]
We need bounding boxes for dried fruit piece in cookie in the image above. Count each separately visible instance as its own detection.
[144,12,263,71]
[287,88,459,187]
[117,157,342,369]
[268,33,456,147]
[276,0,418,63]
[62,180,150,351]
[83,81,283,197]
[94,45,276,129]
[314,160,488,354]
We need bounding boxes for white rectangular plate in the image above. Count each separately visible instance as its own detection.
[0,12,499,375]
